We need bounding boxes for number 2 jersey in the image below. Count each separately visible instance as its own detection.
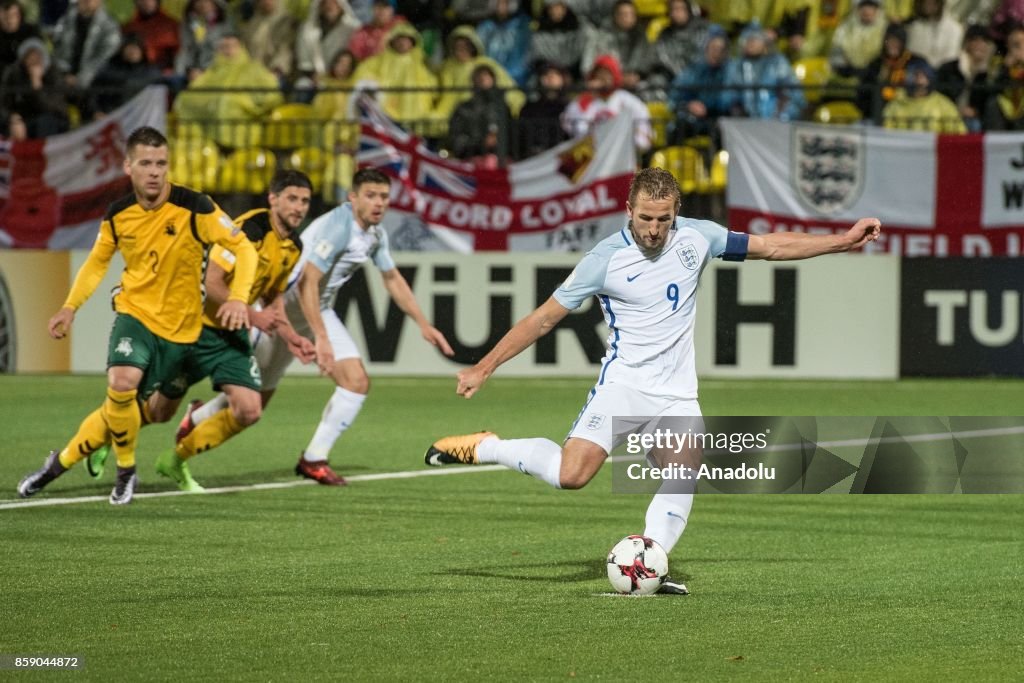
[63,185,257,343]
[287,202,395,309]
[554,217,749,400]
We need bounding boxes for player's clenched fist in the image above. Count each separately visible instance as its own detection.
[847,217,881,248]
[456,366,488,399]
[48,307,75,339]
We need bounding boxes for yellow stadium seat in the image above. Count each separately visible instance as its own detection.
[216,148,277,194]
[647,101,671,149]
[646,16,670,42]
[793,57,831,104]
[284,146,328,192]
[264,103,319,149]
[813,101,863,124]
[683,135,713,150]
[709,149,728,192]
[170,137,220,191]
[649,145,709,194]
[635,0,667,18]
[321,119,360,151]
[323,153,356,204]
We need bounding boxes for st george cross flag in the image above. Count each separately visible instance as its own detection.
[356,95,637,251]
[0,86,167,249]
[722,119,1024,256]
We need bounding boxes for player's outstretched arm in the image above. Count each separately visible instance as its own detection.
[457,296,571,399]
[379,268,454,357]
[53,222,118,338]
[296,261,334,374]
[747,217,881,261]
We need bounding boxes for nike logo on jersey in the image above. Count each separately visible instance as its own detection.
[626,272,643,282]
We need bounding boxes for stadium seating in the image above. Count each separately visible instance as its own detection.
[646,15,670,42]
[284,146,328,191]
[170,136,221,192]
[709,149,728,192]
[323,153,356,203]
[650,145,710,194]
[215,148,277,194]
[635,0,667,18]
[647,101,671,149]
[264,103,320,150]
[813,101,863,125]
[793,57,831,104]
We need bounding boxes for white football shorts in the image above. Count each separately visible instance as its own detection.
[565,381,703,454]
[253,290,361,391]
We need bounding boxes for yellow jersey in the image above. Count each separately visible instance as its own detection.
[202,208,302,329]
[63,185,258,343]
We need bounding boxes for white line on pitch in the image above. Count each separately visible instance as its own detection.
[0,464,507,511]
[4,425,1022,511]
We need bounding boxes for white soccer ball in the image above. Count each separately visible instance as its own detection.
[606,535,669,596]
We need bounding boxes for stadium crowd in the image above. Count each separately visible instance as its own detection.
[2,0,1024,163]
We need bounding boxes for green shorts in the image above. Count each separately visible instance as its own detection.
[184,325,262,393]
[107,313,193,400]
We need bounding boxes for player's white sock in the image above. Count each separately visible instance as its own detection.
[303,386,366,462]
[642,483,694,554]
[191,393,228,425]
[477,437,563,489]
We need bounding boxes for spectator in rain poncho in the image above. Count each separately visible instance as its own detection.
[351,21,437,127]
[434,24,524,120]
[173,32,283,148]
[882,59,967,131]
[830,0,890,77]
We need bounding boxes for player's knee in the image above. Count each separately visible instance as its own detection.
[145,398,178,423]
[148,405,174,423]
[232,403,261,427]
[108,375,139,393]
[340,373,370,395]
[559,469,593,490]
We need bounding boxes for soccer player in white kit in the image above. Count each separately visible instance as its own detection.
[425,167,881,594]
[186,168,454,485]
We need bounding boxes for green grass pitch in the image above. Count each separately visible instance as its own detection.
[1,375,1022,681]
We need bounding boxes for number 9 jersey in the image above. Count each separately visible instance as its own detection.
[554,217,748,400]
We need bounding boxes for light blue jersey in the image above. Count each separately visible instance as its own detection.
[288,203,396,310]
[555,217,748,399]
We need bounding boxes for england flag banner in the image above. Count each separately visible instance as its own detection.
[357,95,636,252]
[0,86,167,249]
[722,119,1024,256]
